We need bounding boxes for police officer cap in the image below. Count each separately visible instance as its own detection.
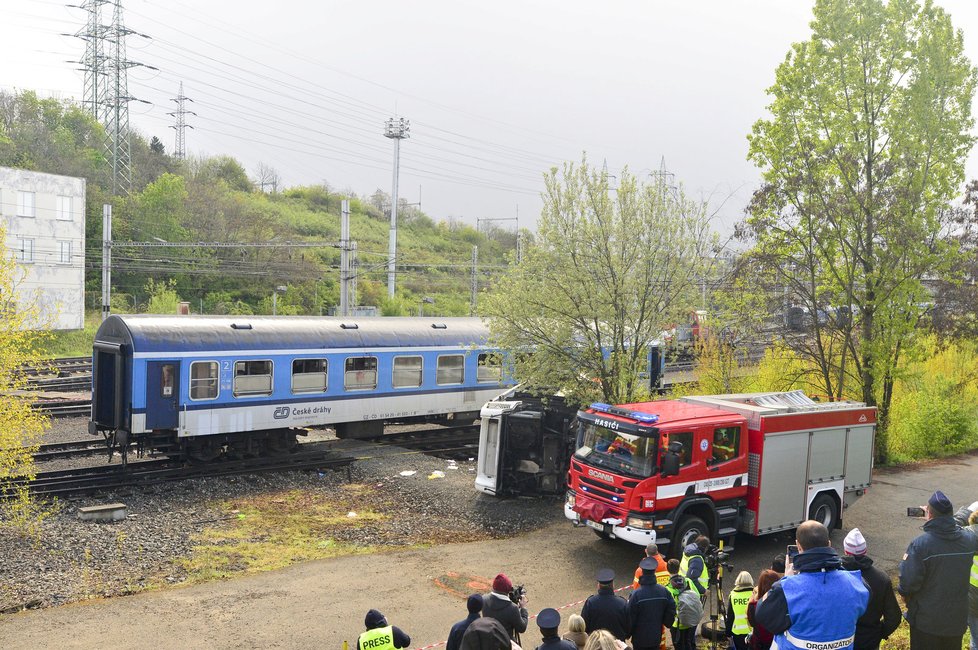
[639,557,658,572]
[928,490,953,515]
[537,607,561,628]
[596,568,615,584]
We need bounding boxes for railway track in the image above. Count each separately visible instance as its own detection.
[31,438,110,462]
[7,447,355,498]
[31,399,91,418]
[371,424,481,461]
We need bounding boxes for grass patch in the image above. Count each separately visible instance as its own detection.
[178,485,400,583]
[40,312,100,358]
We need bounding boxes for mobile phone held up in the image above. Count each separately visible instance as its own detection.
[787,544,799,561]
[907,506,926,518]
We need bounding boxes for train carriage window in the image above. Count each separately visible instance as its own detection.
[477,353,502,382]
[292,358,327,394]
[161,364,175,397]
[392,356,423,388]
[436,354,465,385]
[190,361,219,400]
[344,356,378,391]
[233,360,273,397]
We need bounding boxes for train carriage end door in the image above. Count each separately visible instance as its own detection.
[146,361,180,430]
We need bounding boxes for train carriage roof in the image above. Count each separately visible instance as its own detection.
[93,315,491,354]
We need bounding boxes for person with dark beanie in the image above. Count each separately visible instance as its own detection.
[899,490,978,650]
[840,528,901,650]
[447,594,485,650]
[357,609,411,649]
[483,572,528,641]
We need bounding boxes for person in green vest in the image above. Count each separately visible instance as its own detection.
[679,535,710,598]
[724,571,754,650]
[357,609,411,650]
[666,568,702,650]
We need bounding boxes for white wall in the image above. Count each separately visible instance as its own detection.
[0,167,86,330]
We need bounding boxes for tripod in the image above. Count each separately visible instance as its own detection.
[704,547,732,650]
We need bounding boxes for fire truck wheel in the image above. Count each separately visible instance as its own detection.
[808,493,838,530]
[671,515,709,558]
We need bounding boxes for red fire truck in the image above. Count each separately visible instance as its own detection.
[564,391,875,555]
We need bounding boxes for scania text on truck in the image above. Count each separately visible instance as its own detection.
[563,391,875,555]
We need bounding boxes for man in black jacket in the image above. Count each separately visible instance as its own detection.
[627,557,676,650]
[447,594,484,650]
[581,568,629,640]
[841,528,901,650]
[482,573,528,641]
[899,490,978,650]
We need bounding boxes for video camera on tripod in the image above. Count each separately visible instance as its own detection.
[703,543,733,585]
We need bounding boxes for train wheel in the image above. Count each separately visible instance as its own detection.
[187,439,222,463]
[266,432,297,455]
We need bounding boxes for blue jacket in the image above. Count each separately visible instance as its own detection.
[446,613,480,650]
[581,585,630,640]
[682,543,707,594]
[627,574,676,649]
[899,514,978,636]
[755,546,869,650]
[535,637,577,650]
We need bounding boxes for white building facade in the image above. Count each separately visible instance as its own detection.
[0,167,86,330]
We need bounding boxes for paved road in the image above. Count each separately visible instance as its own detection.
[1,453,975,649]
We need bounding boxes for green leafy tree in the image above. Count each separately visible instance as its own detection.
[483,158,716,405]
[743,0,977,460]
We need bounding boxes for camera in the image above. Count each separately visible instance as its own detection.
[509,584,526,605]
[704,543,733,584]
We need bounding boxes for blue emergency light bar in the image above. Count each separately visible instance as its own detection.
[589,402,660,424]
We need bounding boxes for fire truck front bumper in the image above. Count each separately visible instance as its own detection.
[564,495,658,546]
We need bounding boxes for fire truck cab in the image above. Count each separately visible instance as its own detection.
[564,391,875,556]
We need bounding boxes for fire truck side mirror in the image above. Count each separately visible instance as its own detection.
[661,442,682,477]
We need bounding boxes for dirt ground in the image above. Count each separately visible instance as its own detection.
[1,453,976,649]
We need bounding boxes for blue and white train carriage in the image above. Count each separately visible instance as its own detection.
[89,315,511,460]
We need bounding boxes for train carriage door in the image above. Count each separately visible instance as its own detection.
[146,361,180,430]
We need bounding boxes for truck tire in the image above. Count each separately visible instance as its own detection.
[671,515,709,558]
[700,619,726,641]
[808,493,838,530]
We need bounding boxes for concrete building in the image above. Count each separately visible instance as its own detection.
[0,167,86,330]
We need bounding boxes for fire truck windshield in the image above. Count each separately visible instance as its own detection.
[575,421,657,479]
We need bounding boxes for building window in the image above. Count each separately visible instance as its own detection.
[17,238,34,263]
[17,191,35,217]
[292,358,327,394]
[392,355,423,388]
[477,353,502,383]
[233,360,273,397]
[189,361,219,400]
[436,354,465,385]
[57,195,72,220]
[58,240,72,264]
[344,356,377,391]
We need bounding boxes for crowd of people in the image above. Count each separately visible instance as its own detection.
[356,490,978,650]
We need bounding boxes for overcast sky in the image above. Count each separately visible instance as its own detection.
[5,0,978,235]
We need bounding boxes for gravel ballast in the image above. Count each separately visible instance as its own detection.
[0,418,563,612]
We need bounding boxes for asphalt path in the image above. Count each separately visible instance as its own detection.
[1,453,975,649]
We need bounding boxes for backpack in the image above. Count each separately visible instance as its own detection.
[677,587,703,628]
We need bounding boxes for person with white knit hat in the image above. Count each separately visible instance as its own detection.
[841,528,901,650]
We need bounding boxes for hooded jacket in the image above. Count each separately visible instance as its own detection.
[460,617,513,650]
[899,514,978,636]
[358,609,411,650]
[482,592,528,639]
[841,554,901,648]
[754,545,869,649]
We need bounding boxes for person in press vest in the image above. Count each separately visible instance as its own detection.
[899,490,978,650]
[723,571,754,650]
[357,609,411,650]
[840,528,901,650]
[679,536,709,598]
[754,520,869,650]
[581,568,629,641]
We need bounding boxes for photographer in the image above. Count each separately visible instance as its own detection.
[483,573,529,641]
[679,536,709,597]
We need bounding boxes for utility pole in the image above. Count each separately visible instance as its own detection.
[101,203,112,321]
[340,199,350,317]
[167,81,195,159]
[384,116,410,298]
[470,245,478,315]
